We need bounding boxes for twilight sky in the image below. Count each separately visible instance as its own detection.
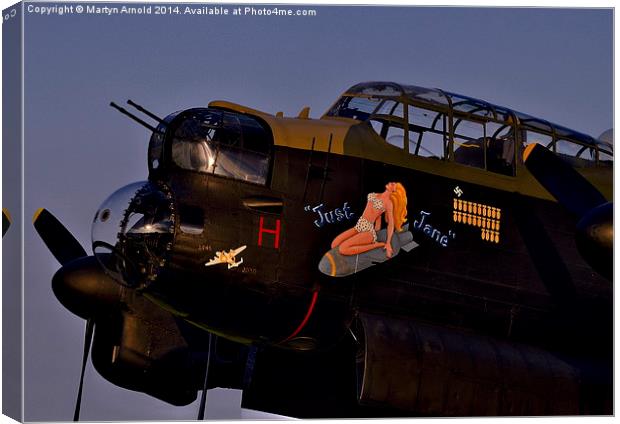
[1,1,613,421]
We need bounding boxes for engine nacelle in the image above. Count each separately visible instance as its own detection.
[90,300,200,406]
[89,292,247,406]
[356,313,584,415]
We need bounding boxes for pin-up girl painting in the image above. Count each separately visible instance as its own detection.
[331,182,408,258]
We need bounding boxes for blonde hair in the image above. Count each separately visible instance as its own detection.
[389,182,408,232]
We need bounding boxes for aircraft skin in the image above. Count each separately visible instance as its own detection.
[39,82,613,418]
[143,99,611,351]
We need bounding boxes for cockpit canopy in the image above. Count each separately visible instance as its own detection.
[326,81,611,175]
[149,108,273,185]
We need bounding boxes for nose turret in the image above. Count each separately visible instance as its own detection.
[92,181,177,288]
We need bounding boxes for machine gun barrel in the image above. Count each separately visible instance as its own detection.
[109,102,161,133]
[127,99,165,124]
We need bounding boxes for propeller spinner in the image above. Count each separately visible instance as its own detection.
[33,208,122,319]
[33,208,103,420]
[33,206,216,420]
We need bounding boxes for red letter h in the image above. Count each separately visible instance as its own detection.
[258,216,281,249]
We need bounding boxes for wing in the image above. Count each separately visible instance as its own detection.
[205,255,224,266]
[232,245,247,256]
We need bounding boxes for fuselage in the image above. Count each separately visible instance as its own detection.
[38,82,612,417]
[104,82,611,363]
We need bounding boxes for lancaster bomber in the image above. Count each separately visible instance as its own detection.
[205,245,247,269]
[33,82,613,419]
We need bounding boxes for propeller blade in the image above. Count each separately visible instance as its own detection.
[3,208,11,237]
[33,208,87,265]
[523,143,607,218]
[74,318,95,421]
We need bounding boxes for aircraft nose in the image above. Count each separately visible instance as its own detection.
[91,180,176,288]
[52,256,122,319]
